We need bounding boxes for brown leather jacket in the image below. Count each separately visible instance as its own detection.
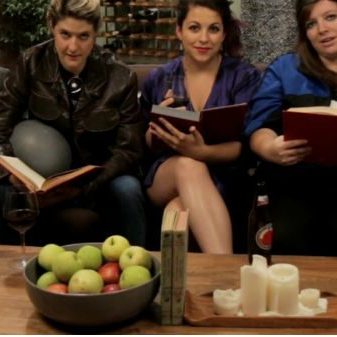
[0,40,144,194]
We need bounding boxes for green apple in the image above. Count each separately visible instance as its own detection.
[38,244,65,271]
[77,245,102,270]
[52,251,84,282]
[36,271,59,289]
[119,246,152,270]
[102,235,130,261]
[68,269,104,294]
[119,265,151,289]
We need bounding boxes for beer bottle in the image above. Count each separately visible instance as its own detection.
[248,180,273,265]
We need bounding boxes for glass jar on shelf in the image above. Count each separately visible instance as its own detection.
[114,1,130,18]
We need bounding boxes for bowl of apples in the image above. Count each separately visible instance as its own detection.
[23,235,161,326]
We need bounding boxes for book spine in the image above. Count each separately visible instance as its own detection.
[160,227,173,325]
[171,225,188,325]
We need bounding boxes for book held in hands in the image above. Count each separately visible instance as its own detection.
[0,155,101,193]
[150,103,248,144]
[283,106,337,166]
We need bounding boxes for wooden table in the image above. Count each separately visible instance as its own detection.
[1,245,337,334]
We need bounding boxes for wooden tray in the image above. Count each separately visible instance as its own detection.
[184,290,337,328]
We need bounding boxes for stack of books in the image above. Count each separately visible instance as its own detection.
[160,208,189,325]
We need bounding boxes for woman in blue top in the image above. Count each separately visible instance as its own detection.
[245,0,337,255]
[140,0,260,254]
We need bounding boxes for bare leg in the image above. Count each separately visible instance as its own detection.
[147,156,232,254]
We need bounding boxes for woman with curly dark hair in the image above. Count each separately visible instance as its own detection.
[141,0,260,254]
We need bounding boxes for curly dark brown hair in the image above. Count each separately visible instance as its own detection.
[176,0,242,58]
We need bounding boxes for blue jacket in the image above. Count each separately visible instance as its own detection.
[245,53,333,136]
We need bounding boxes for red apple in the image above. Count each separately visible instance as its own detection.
[102,283,121,293]
[46,283,68,294]
[98,262,121,284]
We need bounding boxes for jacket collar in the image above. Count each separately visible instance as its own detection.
[34,39,108,96]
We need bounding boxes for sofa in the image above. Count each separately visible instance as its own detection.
[0,64,261,252]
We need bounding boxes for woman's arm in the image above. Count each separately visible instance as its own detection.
[193,140,242,163]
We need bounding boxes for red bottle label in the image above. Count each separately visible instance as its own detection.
[255,223,273,250]
[257,195,269,206]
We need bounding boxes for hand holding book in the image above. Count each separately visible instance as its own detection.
[150,116,205,156]
[150,103,248,145]
[283,106,337,166]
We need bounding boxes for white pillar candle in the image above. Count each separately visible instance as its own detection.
[241,264,268,315]
[213,288,241,315]
[299,288,320,309]
[252,254,268,269]
[268,263,299,315]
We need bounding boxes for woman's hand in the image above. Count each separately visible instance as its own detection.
[159,89,175,107]
[265,135,311,166]
[251,128,312,166]
[159,89,188,108]
[149,118,207,160]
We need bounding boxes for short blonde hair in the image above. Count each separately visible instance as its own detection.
[47,0,101,32]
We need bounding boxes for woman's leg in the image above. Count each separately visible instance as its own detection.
[147,156,232,254]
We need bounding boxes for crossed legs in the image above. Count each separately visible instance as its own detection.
[147,156,232,254]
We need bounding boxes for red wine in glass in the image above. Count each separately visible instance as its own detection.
[4,209,38,233]
[3,189,39,269]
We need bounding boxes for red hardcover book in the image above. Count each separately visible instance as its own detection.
[150,103,247,144]
[283,106,337,166]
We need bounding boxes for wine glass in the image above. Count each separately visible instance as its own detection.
[3,187,39,269]
[165,74,190,108]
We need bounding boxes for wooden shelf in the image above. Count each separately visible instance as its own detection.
[100,0,178,62]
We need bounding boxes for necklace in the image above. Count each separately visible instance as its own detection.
[67,77,83,95]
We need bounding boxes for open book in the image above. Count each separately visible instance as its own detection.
[283,106,337,166]
[150,103,247,144]
[0,155,101,193]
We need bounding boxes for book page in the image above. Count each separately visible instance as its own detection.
[0,156,45,189]
[287,106,337,115]
[151,105,200,122]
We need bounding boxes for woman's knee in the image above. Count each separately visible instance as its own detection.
[173,157,208,183]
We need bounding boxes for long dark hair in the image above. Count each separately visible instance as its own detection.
[296,0,337,87]
[176,0,243,58]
